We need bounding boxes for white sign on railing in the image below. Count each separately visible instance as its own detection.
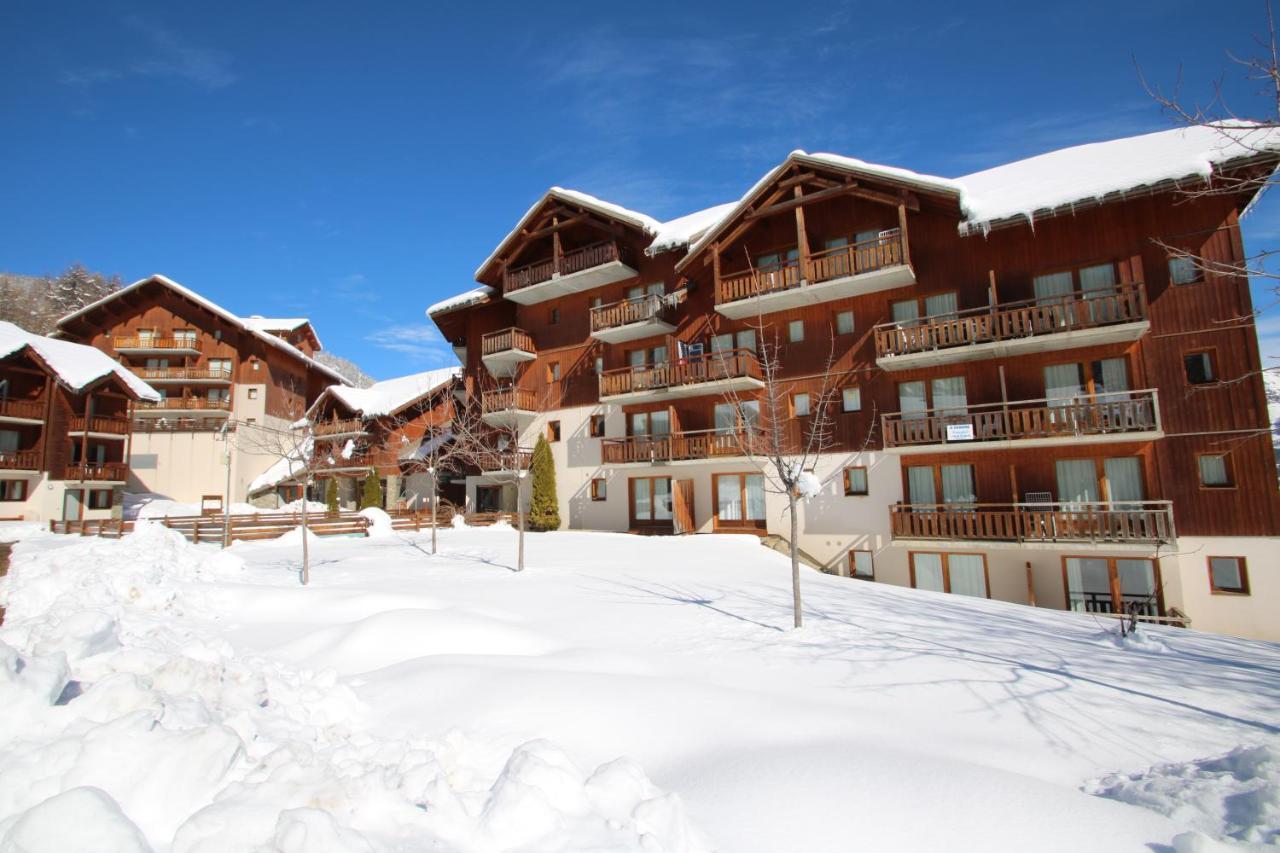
[945,423,975,442]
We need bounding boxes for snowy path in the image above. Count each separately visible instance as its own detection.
[0,523,1276,851]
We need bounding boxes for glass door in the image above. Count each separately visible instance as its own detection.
[912,553,945,592]
[1055,459,1099,507]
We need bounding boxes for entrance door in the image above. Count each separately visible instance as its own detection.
[673,479,695,534]
[62,488,84,521]
[475,485,501,513]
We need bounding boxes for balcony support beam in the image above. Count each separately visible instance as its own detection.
[794,186,810,281]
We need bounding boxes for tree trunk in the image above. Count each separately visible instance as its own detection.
[429,480,438,555]
[301,479,311,586]
[517,502,525,572]
[789,493,801,629]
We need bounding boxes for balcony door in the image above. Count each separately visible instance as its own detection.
[630,476,673,529]
[714,401,759,436]
[1055,457,1144,508]
[906,464,975,508]
[714,472,766,532]
[1064,556,1160,617]
[629,410,670,437]
[911,553,989,598]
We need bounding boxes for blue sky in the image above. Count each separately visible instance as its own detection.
[2,1,1277,378]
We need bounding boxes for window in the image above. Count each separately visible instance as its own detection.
[589,414,605,437]
[714,401,759,434]
[1169,256,1202,285]
[630,477,672,523]
[714,473,766,529]
[593,356,604,375]
[792,392,810,417]
[0,479,25,501]
[1065,556,1161,617]
[549,308,560,325]
[0,430,18,454]
[907,464,976,506]
[547,420,561,442]
[892,292,958,326]
[835,311,855,335]
[591,296,603,309]
[174,329,196,345]
[87,489,113,509]
[911,553,988,597]
[627,282,664,300]
[629,410,671,436]
[711,330,756,354]
[1184,351,1216,385]
[848,549,874,580]
[1208,556,1249,594]
[208,358,232,376]
[844,467,868,496]
[548,362,561,382]
[1197,454,1233,488]
[591,478,608,501]
[628,346,667,367]
[841,387,861,413]
[788,320,804,343]
[247,388,259,400]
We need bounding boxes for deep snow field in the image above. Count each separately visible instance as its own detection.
[0,521,1276,852]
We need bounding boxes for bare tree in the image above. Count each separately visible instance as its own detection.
[233,407,317,585]
[717,311,872,629]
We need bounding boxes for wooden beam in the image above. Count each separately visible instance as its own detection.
[777,171,818,191]
[522,213,589,240]
[897,202,911,267]
[551,218,562,275]
[794,186,810,283]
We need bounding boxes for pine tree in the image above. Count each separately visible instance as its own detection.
[325,478,339,513]
[527,435,560,531]
[360,471,383,509]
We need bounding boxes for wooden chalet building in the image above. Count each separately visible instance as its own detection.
[251,367,462,509]
[430,124,1280,641]
[0,321,160,521]
[55,274,348,507]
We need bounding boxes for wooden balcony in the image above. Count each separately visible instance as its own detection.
[476,447,534,474]
[309,450,372,474]
[715,230,914,319]
[601,429,759,465]
[882,391,1162,454]
[313,417,368,438]
[589,294,677,344]
[599,349,765,403]
[890,501,1175,546]
[0,450,40,471]
[481,387,539,429]
[113,335,201,355]
[480,327,537,378]
[132,417,232,433]
[874,282,1150,371]
[0,398,44,422]
[133,366,232,384]
[502,241,639,305]
[62,462,129,483]
[69,415,131,437]
[134,397,231,416]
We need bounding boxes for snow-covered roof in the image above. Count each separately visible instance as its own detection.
[473,187,663,281]
[0,320,160,401]
[310,366,459,420]
[647,202,738,255]
[954,121,1280,232]
[427,285,495,318]
[57,275,349,385]
[240,316,309,333]
[247,436,312,495]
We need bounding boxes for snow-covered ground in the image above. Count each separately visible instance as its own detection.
[0,523,1276,851]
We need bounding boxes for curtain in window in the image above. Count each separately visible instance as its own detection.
[924,292,958,319]
[899,381,927,421]
[1104,457,1144,507]
[913,554,945,592]
[654,479,673,520]
[907,466,936,505]
[0,431,18,453]
[931,376,968,417]
[1198,455,1229,486]
[892,300,920,325]
[1065,557,1111,612]
[1033,271,1073,303]
[1044,364,1084,403]
[634,479,652,520]
[651,346,668,365]
[1094,358,1130,400]
[650,411,671,436]
[1209,557,1242,590]
[716,474,743,520]
[1080,264,1118,323]
[1056,459,1099,505]
[714,404,736,435]
[947,554,987,597]
[740,401,761,430]
[1116,559,1157,615]
[736,330,756,353]
[711,334,732,353]
[745,474,765,520]
[628,350,646,368]
[940,465,975,505]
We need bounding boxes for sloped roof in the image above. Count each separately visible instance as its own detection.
[308,366,459,420]
[57,275,349,385]
[0,321,160,401]
[427,285,495,318]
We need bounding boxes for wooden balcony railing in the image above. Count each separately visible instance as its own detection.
[476,448,534,471]
[313,417,368,437]
[889,501,1175,545]
[481,327,536,357]
[0,398,44,420]
[69,415,131,435]
[874,281,1149,359]
[63,462,129,482]
[599,349,762,397]
[882,390,1160,449]
[717,230,905,304]
[482,387,538,413]
[309,451,371,471]
[0,450,40,470]
[590,294,674,333]
[132,417,232,433]
[504,241,630,293]
[133,366,232,382]
[136,397,232,412]
[601,429,760,464]
[113,335,201,352]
